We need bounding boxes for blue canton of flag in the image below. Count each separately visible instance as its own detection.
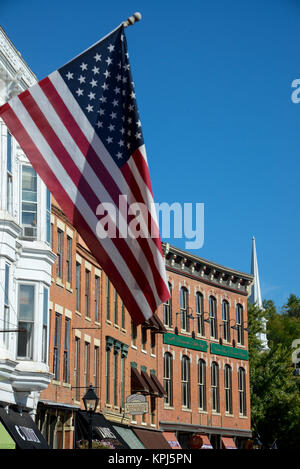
[60,26,143,167]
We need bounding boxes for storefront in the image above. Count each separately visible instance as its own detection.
[0,406,50,449]
[75,411,130,449]
[162,432,181,449]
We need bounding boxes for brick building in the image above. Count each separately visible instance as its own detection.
[156,243,253,449]
[36,198,253,449]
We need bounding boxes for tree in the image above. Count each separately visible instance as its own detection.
[248,299,300,449]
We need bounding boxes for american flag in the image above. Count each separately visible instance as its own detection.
[0,24,170,325]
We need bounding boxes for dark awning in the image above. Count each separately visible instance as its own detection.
[133,428,171,449]
[75,411,130,449]
[141,371,159,396]
[143,314,167,334]
[150,373,166,397]
[0,406,50,449]
[131,367,150,394]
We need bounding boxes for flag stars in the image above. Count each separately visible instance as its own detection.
[94,53,102,62]
[118,139,124,147]
[110,111,117,119]
[106,136,113,144]
[76,88,84,96]
[90,79,98,87]
[102,82,109,91]
[86,104,94,113]
[107,44,115,53]
[116,152,123,159]
[92,66,100,75]
[108,123,115,132]
[88,91,95,100]
[103,70,111,79]
[80,62,88,71]
[97,121,103,128]
[106,57,113,66]
[66,71,73,80]
[112,99,119,107]
[78,75,86,84]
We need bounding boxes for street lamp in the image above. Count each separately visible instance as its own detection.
[82,385,99,449]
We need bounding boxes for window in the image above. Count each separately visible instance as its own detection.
[180,287,189,332]
[211,362,220,412]
[121,301,125,329]
[141,326,147,352]
[84,342,90,389]
[105,347,110,403]
[66,236,72,285]
[17,284,35,359]
[85,270,90,317]
[209,296,217,339]
[198,359,206,410]
[236,304,244,345]
[56,229,63,279]
[131,321,137,347]
[46,189,51,244]
[120,352,126,408]
[113,350,118,406]
[106,277,110,320]
[74,338,80,401]
[163,283,172,327]
[76,262,81,311]
[181,355,190,408]
[150,331,156,355]
[42,288,49,363]
[95,276,100,322]
[21,166,37,239]
[196,292,204,336]
[3,264,10,348]
[94,346,100,390]
[6,132,13,215]
[164,352,173,406]
[63,318,70,383]
[222,301,230,342]
[224,365,232,414]
[238,368,246,415]
[150,397,156,426]
[53,313,61,380]
[114,288,118,324]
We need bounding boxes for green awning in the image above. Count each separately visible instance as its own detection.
[0,423,16,449]
[113,425,145,449]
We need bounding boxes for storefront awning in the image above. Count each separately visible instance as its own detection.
[131,367,150,394]
[75,411,130,449]
[113,425,145,449]
[133,428,171,449]
[150,373,166,397]
[0,423,16,449]
[143,315,167,334]
[141,371,159,397]
[221,436,237,449]
[0,406,50,449]
[162,432,181,449]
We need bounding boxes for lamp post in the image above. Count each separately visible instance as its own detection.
[82,385,99,449]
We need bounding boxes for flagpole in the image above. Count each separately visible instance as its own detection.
[123,12,142,28]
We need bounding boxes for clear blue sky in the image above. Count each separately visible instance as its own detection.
[2,0,300,310]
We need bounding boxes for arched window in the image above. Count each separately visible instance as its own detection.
[163,282,172,327]
[164,352,173,406]
[238,367,246,415]
[222,300,230,342]
[209,296,217,339]
[211,361,219,412]
[224,365,232,414]
[181,355,190,408]
[236,304,244,345]
[196,292,204,336]
[180,287,189,332]
[198,359,206,410]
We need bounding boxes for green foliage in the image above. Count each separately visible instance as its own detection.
[248,298,300,449]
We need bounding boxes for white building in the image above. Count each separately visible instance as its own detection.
[0,26,55,419]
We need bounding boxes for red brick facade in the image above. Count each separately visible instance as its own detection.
[37,199,252,449]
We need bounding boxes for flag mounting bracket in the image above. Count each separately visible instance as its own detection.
[123,12,142,28]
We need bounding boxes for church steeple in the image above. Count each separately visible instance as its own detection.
[250,236,262,307]
[249,236,268,349]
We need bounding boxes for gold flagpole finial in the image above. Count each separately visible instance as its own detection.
[123,12,142,28]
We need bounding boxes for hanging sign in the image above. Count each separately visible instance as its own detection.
[124,394,149,415]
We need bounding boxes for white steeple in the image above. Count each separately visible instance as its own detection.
[249,236,268,349]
